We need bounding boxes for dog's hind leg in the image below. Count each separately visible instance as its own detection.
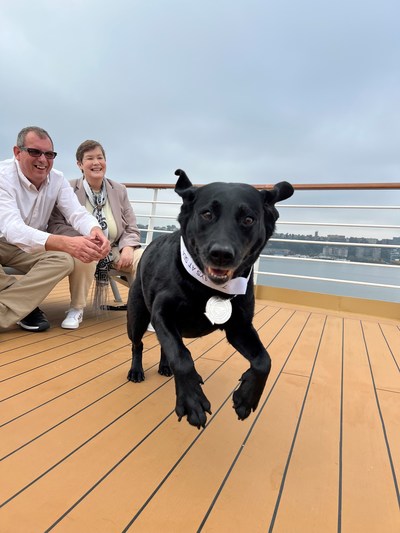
[127,281,150,383]
[158,347,173,377]
[127,342,145,382]
[226,325,271,420]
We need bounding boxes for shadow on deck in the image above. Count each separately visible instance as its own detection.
[0,280,399,532]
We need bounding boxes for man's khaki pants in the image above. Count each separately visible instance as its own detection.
[0,242,74,329]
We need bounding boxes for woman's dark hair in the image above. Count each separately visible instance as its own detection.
[76,140,106,163]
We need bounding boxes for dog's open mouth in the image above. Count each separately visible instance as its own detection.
[205,266,234,285]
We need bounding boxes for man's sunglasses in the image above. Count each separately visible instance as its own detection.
[19,147,57,160]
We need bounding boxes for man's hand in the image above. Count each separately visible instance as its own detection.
[89,227,111,258]
[46,230,110,263]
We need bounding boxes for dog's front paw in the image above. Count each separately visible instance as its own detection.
[176,390,211,429]
[232,368,267,420]
[127,365,145,383]
[175,374,211,429]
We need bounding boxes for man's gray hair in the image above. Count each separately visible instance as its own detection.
[16,126,54,149]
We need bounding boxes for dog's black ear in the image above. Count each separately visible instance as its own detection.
[261,181,294,205]
[261,181,294,222]
[174,169,196,200]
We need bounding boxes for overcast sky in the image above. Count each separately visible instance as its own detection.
[1,0,399,189]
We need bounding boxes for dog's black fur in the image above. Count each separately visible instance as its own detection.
[127,169,294,428]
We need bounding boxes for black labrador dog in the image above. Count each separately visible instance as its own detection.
[127,169,294,428]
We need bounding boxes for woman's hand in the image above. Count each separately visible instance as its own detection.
[115,246,134,270]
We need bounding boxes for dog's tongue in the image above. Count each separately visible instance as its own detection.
[206,266,232,283]
[210,268,228,276]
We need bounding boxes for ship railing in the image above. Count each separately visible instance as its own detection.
[124,181,400,303]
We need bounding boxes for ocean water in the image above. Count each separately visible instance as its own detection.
[256,256,400,303]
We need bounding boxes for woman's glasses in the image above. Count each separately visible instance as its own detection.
[20,147,57,160]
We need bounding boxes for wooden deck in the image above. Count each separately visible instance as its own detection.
[0,279,399,532]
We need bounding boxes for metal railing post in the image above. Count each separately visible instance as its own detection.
[145,188,159,245]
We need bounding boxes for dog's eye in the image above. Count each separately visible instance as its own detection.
[200,210,213,221]
[242,216,255,226]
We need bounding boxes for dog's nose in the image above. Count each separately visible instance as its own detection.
[209,244,235,266]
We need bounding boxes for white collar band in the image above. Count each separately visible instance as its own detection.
[180,237,251,295]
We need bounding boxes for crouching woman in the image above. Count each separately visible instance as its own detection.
[47,139,142,328]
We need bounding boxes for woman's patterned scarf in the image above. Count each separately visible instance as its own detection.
[83,178,113,311]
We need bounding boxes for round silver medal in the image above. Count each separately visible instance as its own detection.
[204,296,232,325]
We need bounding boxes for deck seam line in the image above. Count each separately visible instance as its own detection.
[375,387,400,394]
[281,371,309,378]
[338,317,344,533]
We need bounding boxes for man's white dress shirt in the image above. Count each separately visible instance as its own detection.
[0,158,100,253]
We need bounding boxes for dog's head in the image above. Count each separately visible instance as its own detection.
[175,169,294,285]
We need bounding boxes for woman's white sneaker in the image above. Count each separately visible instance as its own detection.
[61,308,83,329]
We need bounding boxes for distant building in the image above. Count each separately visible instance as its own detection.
[353,247,381,261]
[390,249,400,262]
[266,248,291,256]
[327,234,347,242]
[321,246,348,259]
